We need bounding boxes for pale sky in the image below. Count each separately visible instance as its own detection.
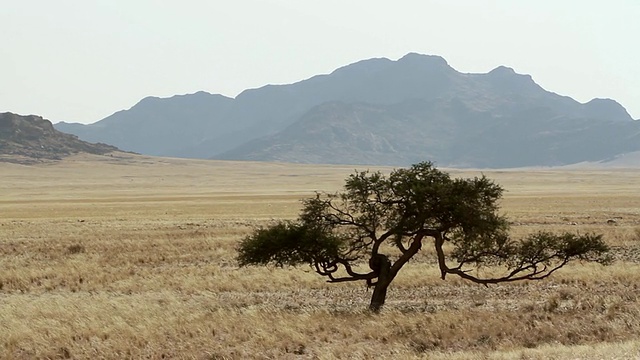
[1,1,638,124]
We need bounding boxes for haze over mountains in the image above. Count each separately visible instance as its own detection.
[55,53,640,168]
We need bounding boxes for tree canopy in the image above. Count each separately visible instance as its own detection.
[237,162,611,312]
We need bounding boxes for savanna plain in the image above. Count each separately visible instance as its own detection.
[1,153,640,359]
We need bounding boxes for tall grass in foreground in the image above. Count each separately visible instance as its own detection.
[1,156,640,358]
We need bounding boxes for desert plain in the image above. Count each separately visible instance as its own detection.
[1,153,640,359]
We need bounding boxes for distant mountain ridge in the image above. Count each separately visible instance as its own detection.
[55,53,639,168]
[1,112,119,164]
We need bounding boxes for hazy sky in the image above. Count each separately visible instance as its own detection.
[2,1,638,124]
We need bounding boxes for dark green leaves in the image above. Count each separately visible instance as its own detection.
[452,231,611,270]
[514,231,611,266]
[236,221,343,267]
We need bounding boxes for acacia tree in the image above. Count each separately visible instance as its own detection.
[237,162,610,312]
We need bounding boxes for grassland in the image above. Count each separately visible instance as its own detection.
[1,153,640,359]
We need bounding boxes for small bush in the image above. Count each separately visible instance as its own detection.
[67,244,85,254]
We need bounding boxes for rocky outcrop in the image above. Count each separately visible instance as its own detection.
[1,112,119,164]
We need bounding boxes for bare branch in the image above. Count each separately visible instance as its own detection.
[434,232,448,280]
[393,235,409,254]
[313,259,377,283]
[443,258,570,285]
[390,233,425,275]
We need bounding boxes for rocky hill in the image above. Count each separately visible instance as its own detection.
[1,112,119,164]
[55,53,640,168]
[216,98,640,168]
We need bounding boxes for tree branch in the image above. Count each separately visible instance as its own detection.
[390,233,425,275]
[313,259,377,283]
[438,242,576,285]
[443,257,570,285]
[393,235,409,254]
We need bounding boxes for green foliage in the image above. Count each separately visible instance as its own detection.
[514,232,611,266]
[452,231,611,270]
[236,221,344,267]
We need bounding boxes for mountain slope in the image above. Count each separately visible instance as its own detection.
[1,112,119,163]
[216,98,640,167]
[56,91,236,157]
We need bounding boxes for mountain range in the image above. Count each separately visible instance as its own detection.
[54,53,639,168]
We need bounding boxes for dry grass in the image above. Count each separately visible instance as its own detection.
[1,153,640,359]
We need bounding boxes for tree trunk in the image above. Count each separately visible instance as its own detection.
[369,254,392,313]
